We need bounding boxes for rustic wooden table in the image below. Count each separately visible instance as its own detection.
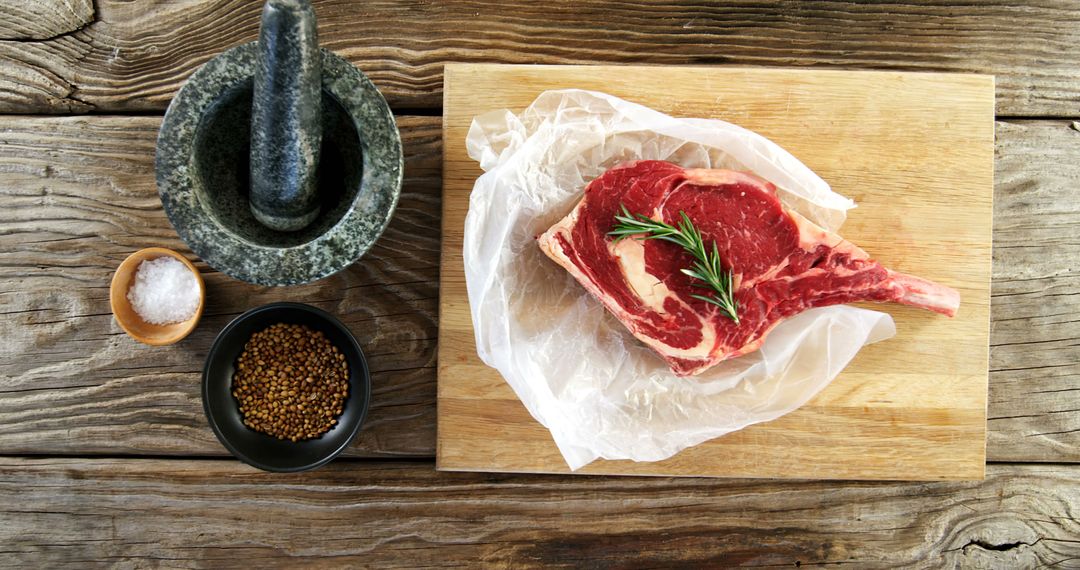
[1,1,1078,567]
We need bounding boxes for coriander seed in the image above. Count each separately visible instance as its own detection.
[232,322,349,441]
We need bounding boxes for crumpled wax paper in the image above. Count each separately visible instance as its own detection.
[463,89,896,470]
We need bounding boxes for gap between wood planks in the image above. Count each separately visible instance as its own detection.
[0,453,1073,469]
[0,453,435,463]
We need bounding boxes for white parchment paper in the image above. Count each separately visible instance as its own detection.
[463,90,896,470]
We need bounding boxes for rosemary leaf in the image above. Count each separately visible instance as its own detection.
[609,205,740,324]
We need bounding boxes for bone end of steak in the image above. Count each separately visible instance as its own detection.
[885,270,961,317]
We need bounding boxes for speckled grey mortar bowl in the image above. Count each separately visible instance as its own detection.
[156,42,403,286]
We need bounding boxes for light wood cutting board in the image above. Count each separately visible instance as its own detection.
[437,64,994,480]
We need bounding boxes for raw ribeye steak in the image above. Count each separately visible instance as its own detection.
[538,160,960,377]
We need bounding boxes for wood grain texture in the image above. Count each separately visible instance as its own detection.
[989,120,1080,463]
[0,115,440,457]
[0,4,1076,565]
[0,0,94,41]
[1,115,1076,465]
[1,458,1078,568]
[439,64,994,480]
[0,0,1078,115]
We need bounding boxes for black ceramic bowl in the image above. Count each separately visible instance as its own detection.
[203,302,370,472]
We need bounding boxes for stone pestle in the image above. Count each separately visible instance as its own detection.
[249,0,322,232]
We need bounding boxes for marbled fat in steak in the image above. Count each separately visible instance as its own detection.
[538,160,960,377]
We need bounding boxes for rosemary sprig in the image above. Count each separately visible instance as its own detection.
[609,205,740,324]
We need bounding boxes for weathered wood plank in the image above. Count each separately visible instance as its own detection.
[1,0,1079,115]
[1,116,1077,463]
[0,0,94,41]
[0,458,1078,568]
[0,115,440,457]
[988,120,1080,463]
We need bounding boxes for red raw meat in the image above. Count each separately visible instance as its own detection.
[537,160,960,377]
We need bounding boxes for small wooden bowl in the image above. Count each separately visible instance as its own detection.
[110,247,205,346]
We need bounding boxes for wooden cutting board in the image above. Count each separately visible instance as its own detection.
[437,64,994,480]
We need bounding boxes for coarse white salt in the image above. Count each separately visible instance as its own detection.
[127,256,201,325]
